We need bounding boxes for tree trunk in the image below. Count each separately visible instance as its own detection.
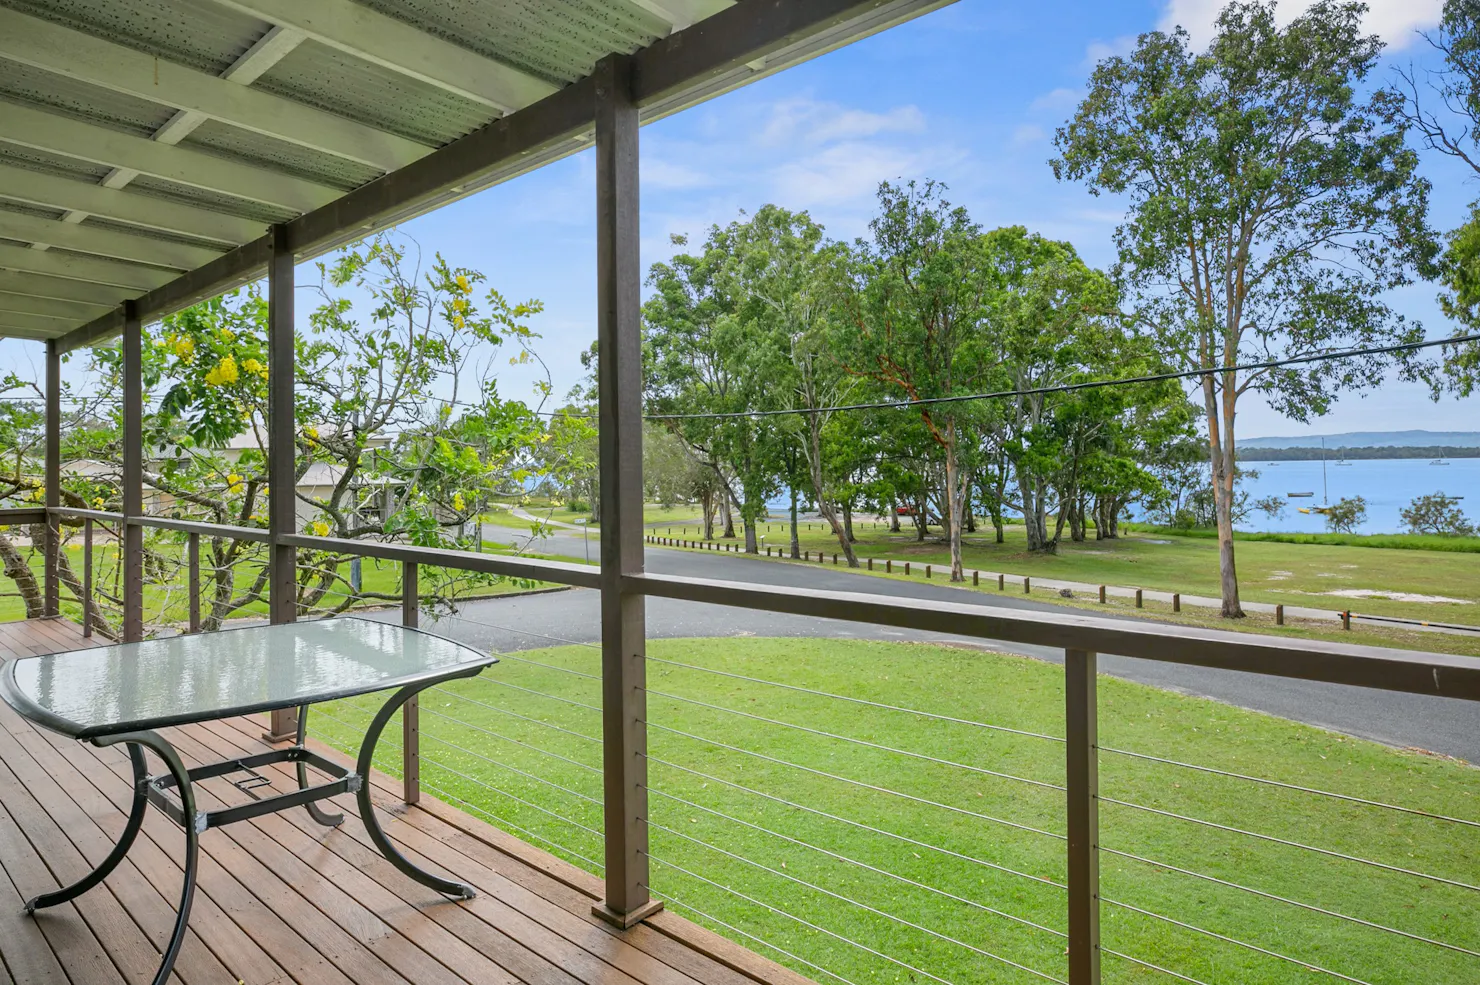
[721,487,736,539]
[804,414,857,567]
[890,509,901,533]
[944,429,965,582]
[701,488,715,541]
[0,530,43,619]
[744,518,757,554]
[842,503,854,543]
[1204,374,1244,618]
[789,487,801,559]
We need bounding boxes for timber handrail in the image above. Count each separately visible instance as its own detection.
[279,533,601,589]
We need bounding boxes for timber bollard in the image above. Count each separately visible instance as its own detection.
[1099,584,1106,604]
[998,573,1006,590]
[1135,589,1143,608]
[1276,604,1284,626]
[833,553,839,564]
[1342,610,1351,630]
[1024,577,1031,594]
[1172,593,1181,613]
[925,564,931,578]
[886,559,892,573]
[972,570,979,586]
[904,561,911,575]
[867,558,873,570]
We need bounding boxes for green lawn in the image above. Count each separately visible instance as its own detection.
[485,502,703,532]
[677,521,1480,625]
[315,637,1480,985]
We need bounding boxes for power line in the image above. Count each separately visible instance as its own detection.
[642,332,1480,422]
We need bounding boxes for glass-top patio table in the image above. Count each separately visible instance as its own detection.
[0,617,498,985]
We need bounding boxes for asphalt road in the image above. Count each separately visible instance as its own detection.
[392,522,1480,762]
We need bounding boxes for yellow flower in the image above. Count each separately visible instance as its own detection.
[226,473,243,489]
[204,355,239,386]
[173,337,195,362]
[241,357,267,378]
[93,496,105,507]
[452,492,466,512]
[220,329,236,342]
[310,520,330,537]
[455,274,470,293]
[452,298,468,313]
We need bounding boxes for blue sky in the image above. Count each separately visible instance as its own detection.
[16,0,1475,440]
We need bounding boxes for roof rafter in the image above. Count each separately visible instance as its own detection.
[0,270,141,306]
[0,243,175,292]
[211,0,560,113]
[0,164,263,245]
[0,312,69,338]
[0,211,223,270]
[0,101,340,213]
[0,9,430,174]
[0,293,110,321]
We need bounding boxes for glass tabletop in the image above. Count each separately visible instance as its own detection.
[0,617,497,740]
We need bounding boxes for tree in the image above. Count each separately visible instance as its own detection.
[835,181,991,581]
[1400,492,1475,535]
[1325,495,1368,533]
[1253,495,1287,522]
[1054,1,1436,616]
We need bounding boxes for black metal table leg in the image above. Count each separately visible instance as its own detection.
[295,703,344,827]
[25,743,150,914]
[93,731,199,985]
[356,682,475,899]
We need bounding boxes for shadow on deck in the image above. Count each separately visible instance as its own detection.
[0,617,807,985]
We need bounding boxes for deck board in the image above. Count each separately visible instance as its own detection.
[0,619,815,985]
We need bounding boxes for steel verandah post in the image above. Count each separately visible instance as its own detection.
[122,300,144,643]
[44,338,59,617]
[1065,648,1101,984]
[266,223,298,742]
[402,561,421,806]
[592,52,660,929]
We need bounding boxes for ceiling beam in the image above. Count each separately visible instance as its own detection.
[0,243,173,292]
[0,211,223,270]
[0,312,69,338]
[212,0,559,113]
[55,0,952,353]
[0,164,263,245]
[0,270,140,306]
[0,9,431,173]
[0,101,340,214]
[0,293,110,321]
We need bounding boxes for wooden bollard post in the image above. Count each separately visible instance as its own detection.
[1024,577,1030,594]
[973,570,979,586]
[1276,604,1284,626]
[1099,585,1106,604]
[867,558,873,571]
[1342,610,1351,631]
[1173,593,1181,613]
[833,553,839,564]
[1135,589,1143,608]
[998,573,1005,590]
[904,561,911,575]
[886,560,892,573]
[925,564,932,578]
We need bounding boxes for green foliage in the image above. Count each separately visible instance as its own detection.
[1324,495,1368,534]
[1122,522,1480,553]
[1400,492,1476,536]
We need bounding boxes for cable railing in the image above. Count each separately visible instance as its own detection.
[23,508,1480,985]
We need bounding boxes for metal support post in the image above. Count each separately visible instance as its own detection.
[1065,648,1101,985]
[122,301,144,643]
[82,519,92,637]
[402,561,420,805]
[188,533,200,633]
[44,339,60,617]
[592,52,660,931]
[265,224,298,741]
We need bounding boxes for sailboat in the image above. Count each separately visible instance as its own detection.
[1298,438,1333,515]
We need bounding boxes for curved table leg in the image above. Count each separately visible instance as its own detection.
[25,744,150,914]
[94,731,198,985]
[357,683,475,900]
[295,704,344,827]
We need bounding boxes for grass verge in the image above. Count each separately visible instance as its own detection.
[318,636,1480,985]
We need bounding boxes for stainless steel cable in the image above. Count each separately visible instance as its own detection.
[419,705,601,774]
[430,685,602,744]
[477,676,603,713]
[648,887,863,985]
[1100,747,1480,828]
[421,779,605,873]
[1102,846,1480,957]
[1100,796,1480,892]
[645,785,1066,940]
[1101,948,1214,985]
[442,613,601,650]
[641,753,1064,889]
[643,720,1065,841]
[1100,898,1378,985]
[491,651,602,681]
[642,655,1064,742]
[643,686,1063,792]
[420,755,604,839]
[642,857,972,985]
[420,731,602,806]
[646,823,1066,985]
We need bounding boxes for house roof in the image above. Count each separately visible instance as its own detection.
[0,0,953,348]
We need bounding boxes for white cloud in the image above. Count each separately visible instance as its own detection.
[772,142,964,207]
[1011,123,1048,147]
[642,158,713,190]
[1159,0,1441,51]
[1028,87,1082,115]
[760,98,926,148]
[1082,35,1137,69]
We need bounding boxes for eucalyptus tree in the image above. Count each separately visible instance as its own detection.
[835,180,993,581]
[1053,0,1436,616]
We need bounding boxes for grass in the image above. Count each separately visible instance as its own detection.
[484,502,702,532]
[1122,523,1480,554]
[689,520,1480,625]
[315,636,1480,985]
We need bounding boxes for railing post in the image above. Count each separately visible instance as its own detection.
[265,222,298,741]
[188,532,200,633]
[43,339,60,617]
[402,561,421,805]
[592,51,660,930]
[81,518,92,638]
[122,300,144,643]
[1065,648,1101,985]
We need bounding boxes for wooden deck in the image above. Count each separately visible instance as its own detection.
[0,617,810,985]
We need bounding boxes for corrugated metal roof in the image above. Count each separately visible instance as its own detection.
[0,199,67,222]
[0,143,112,182]
[181,117,384,192]
[81,215,234,252]
[356,0,666,87]
[0,60,177,137]
[1,0,267,75]
[126,175,298,226]
[251,39,492,146]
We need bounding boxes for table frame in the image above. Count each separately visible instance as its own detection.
[20,664,486,985]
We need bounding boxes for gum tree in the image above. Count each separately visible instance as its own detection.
[1053,1,1436,616]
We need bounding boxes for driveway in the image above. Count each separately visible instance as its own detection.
[423,522,1480,762]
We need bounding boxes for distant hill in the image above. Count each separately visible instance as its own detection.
[1237,430,1480,450]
